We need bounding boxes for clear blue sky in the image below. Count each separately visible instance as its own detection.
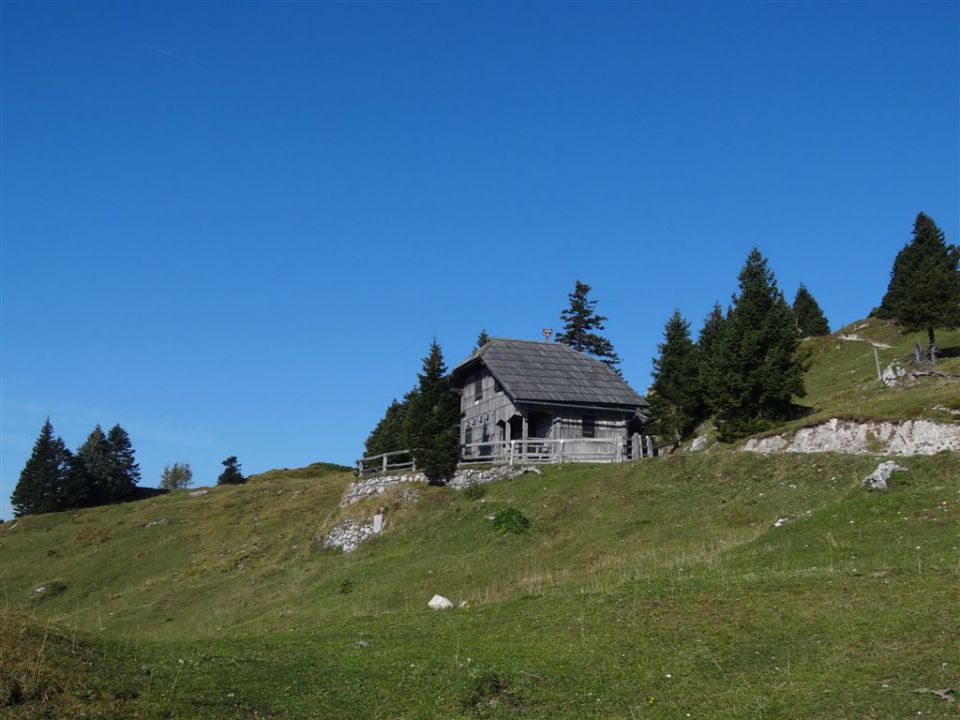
[1,1,957,518]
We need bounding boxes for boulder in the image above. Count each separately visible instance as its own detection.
[427,594,453,610]
[862,461,907,491]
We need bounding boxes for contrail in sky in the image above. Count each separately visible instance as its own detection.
[144,43,202,68]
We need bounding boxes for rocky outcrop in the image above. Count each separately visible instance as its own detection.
[342,465,544,505]
[743,418,960,456]
[862,461,906,491]
[322,518,379,553]
[328,465,544,552]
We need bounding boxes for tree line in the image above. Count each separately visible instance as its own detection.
[12,420,141,516]
[12,418,249,516]
[649,212,959,443]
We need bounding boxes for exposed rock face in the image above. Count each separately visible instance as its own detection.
[862,461,907,491]
[743,418,960,456]
[688,436,710,453]
[322,519,377,553]
[341,473,428,507]
[742,435,788,454]
[328,465,545,552]
[343,465,543,505]
[446,465,542,490]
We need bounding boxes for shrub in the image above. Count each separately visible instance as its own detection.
[462,483,486,501]
[491,507,530,534]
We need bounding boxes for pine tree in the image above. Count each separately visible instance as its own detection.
[475,329,490,349]
[217,456,246,485]
[403,339,461,484]
[707,249,806,439]
[648,311,703,444]
[160,462,193,490]
[11,419,72,516]
[555,280,621,370]
[877,212,960,349]
[793,284,830,337]
[70,425,113,507]
[105,424,140,500]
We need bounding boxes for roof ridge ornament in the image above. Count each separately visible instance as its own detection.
[542,328,553,342]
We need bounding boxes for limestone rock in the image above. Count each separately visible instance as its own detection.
[742,435,788,454]
[428,594,453,610]
[689,436,709,453]
[862,461,906,491]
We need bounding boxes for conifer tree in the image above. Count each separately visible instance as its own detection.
[70,425,113,507]
[555,280,621,371]
[793,284,830,337]
[877,212,960,349]
[105,424,140,500]
[364,393,415,458]
[706,249,806,438]
[648,311,703,443]
[697,302,728,415]
[11,419,72,516]
[403,339,460,484]
[475,329,490,349]
[217,456,246,485]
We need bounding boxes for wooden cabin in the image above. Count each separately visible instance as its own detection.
[449,339,649,465]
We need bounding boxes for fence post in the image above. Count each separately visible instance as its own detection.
[646,435,655,458]
[558,439,564,464]
[357,460,363,477]
[614,439,623,463]
[509,440,515,466]
[382,454,388,473]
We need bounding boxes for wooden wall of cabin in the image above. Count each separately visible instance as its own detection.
[460,368,517,448]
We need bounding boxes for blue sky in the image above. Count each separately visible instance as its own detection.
[1,1,957,518]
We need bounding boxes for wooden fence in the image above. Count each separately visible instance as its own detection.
[356,449,415,477]
[356,434,658,475]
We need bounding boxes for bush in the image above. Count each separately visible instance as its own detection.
[462,483,486,501]
[491,507,530,534]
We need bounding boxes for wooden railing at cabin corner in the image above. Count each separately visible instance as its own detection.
[356,449,416,477]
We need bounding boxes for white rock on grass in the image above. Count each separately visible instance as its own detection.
[862,461,907,491]
[428,594,453,610]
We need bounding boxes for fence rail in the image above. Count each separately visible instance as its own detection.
[356,449,415,477]
[459,437,630,465]
[356,434,658,475]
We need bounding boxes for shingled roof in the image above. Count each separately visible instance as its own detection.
[451,339,647,409]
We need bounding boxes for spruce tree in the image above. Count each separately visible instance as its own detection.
[877,212,960,349]
[707,249,806,439]
[403,339,460,484]
[697,302,727,413]
[217,456,246,485]
[70,425,113,507]
[475,329,490,349]
[793,284,830,337]
[364,394,415,458]
[105,424,140,500]
[648,311,703,444]
[555,280,621,370]
[11,419,72,516]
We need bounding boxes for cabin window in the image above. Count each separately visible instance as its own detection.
[465,427,473,445]
[474,377,483,404]
[581,413,596,438]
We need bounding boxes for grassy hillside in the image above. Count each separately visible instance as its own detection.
[1,320,958,718]
[796,318,960,426]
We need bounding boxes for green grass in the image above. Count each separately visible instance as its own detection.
[790,318,960,429]
[3,452,959,718]
[1,319,959,718]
